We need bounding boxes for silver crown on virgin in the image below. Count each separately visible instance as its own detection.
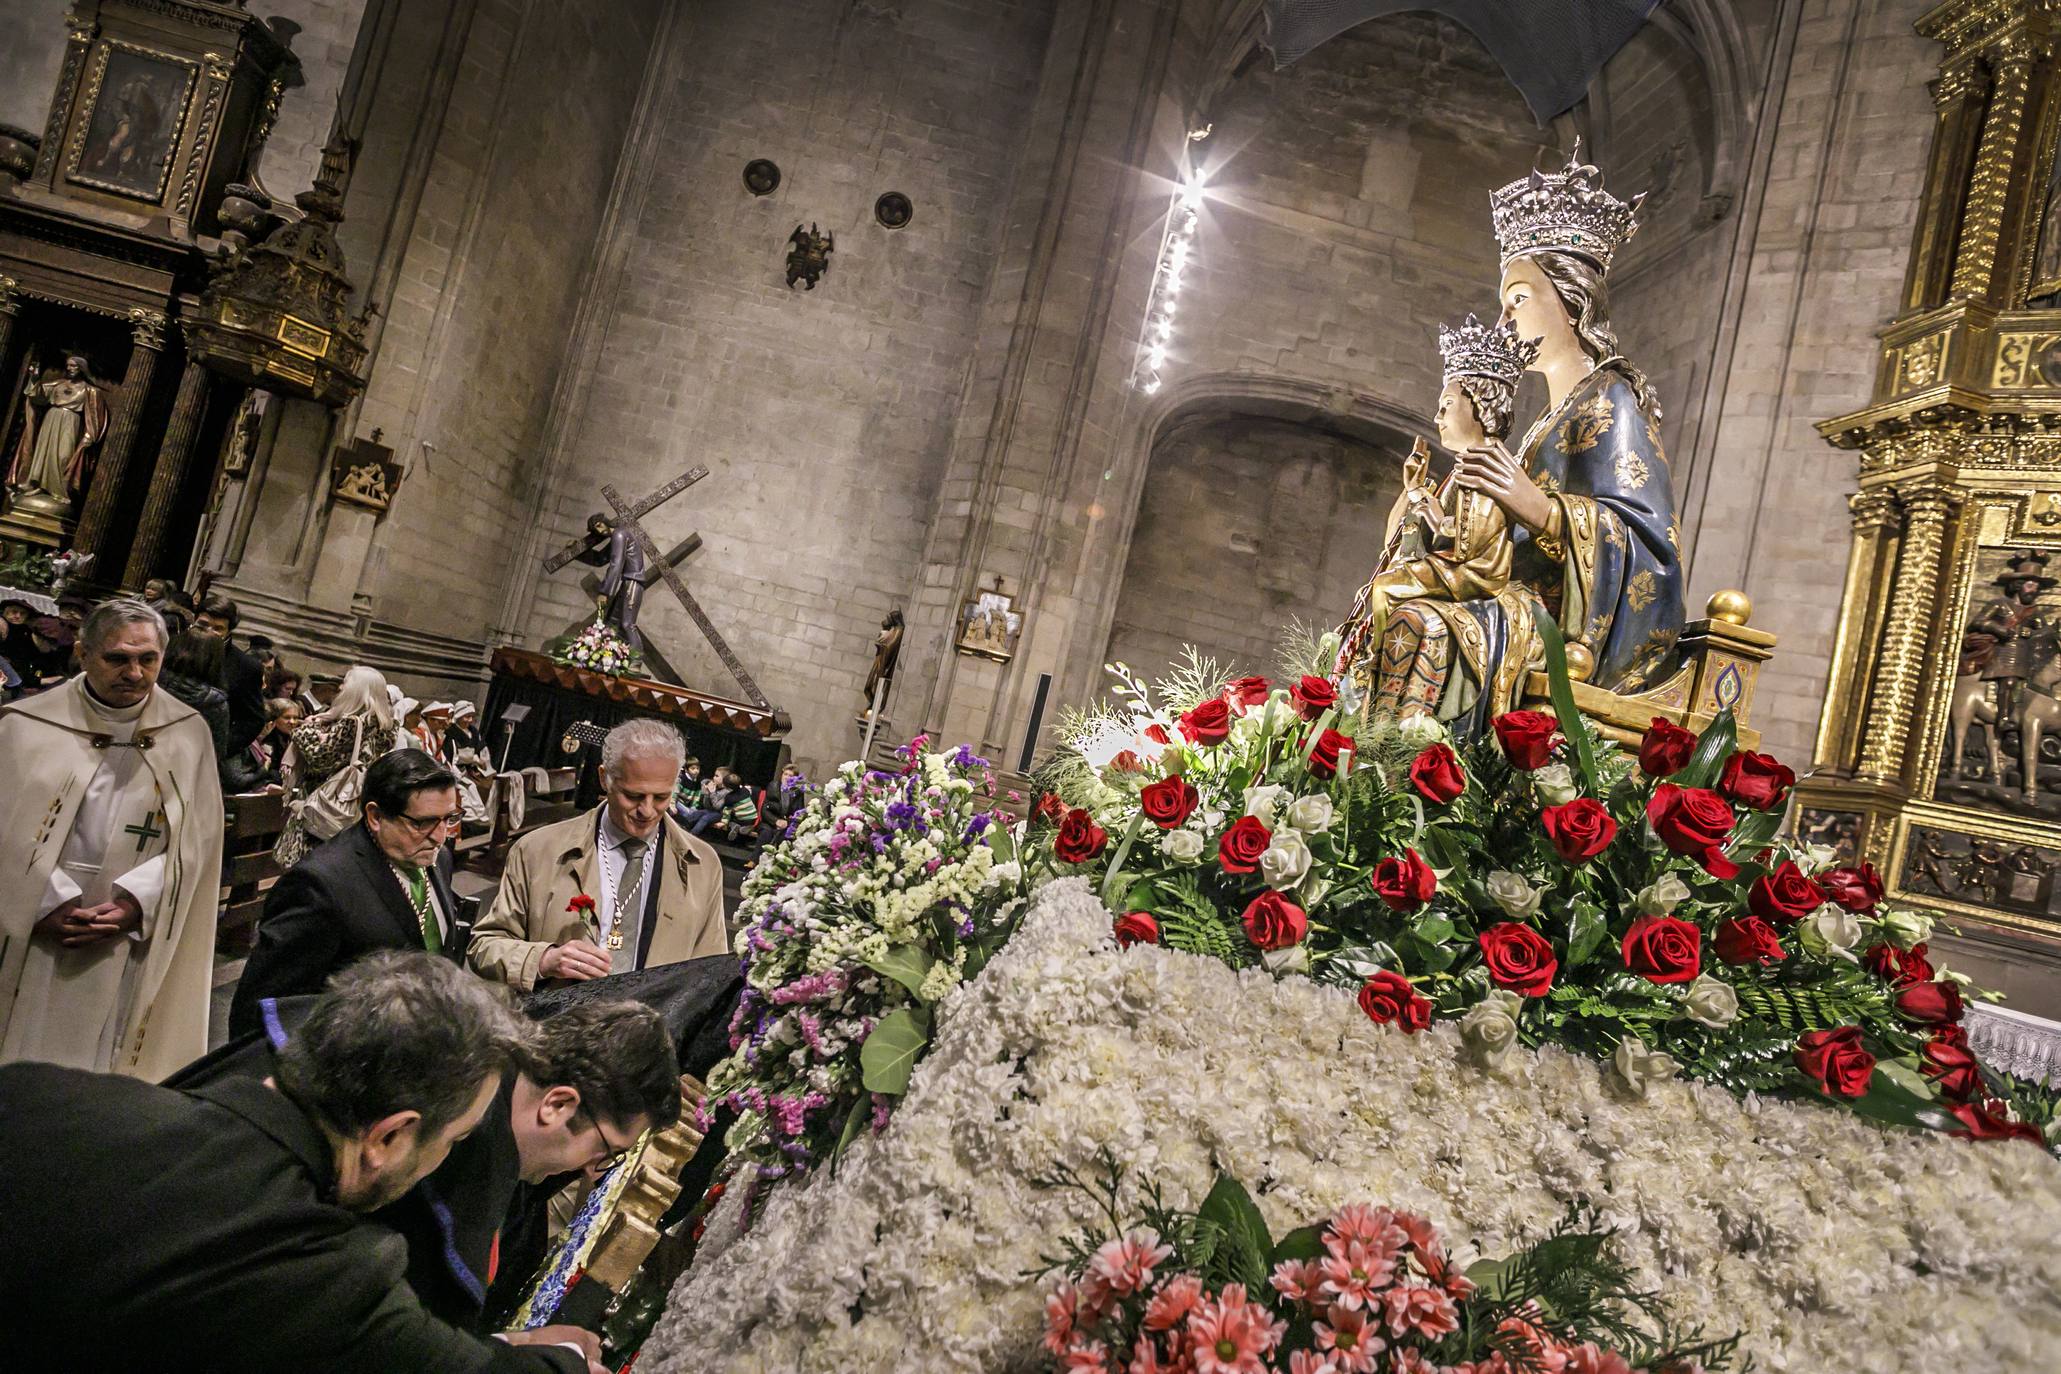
[1489,139,1644,273]
[1439,313,1540,392]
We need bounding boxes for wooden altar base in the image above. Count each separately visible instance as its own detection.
[485,648,790,804]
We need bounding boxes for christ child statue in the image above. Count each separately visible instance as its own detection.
[1335,314,1540,680]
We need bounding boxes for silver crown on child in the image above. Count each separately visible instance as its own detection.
[1438,313,1540,392]
[1489,140,1644,273]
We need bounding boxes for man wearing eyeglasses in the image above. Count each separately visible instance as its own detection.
[230,749,474,1038]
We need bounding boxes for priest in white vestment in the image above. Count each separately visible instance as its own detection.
[0,598,222,1079]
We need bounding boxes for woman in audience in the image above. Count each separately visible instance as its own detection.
[275,665,399,867]
[156,631,235,765]
[251,696,304,780]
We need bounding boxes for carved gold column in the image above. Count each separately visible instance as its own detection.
[1952,34,2038,302]
[0,276,20,377]
[1906,61,1989,311]
[1814,487,1902,775]
[32,12,94,183]
[121,348,212,588]
[73,309,168,563]
[1855,486,1961,784]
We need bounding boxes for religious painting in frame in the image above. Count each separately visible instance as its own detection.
[1931,539,2061,823]
[66,42,197,204]
[955,580,1021,663]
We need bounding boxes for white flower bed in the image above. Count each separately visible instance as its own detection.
[644,880,2061,1373]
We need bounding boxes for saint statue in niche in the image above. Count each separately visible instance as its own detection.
[1335,146,1683,736]
[8,354,109,507]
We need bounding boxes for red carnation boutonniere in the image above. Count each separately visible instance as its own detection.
[568,893,597,917]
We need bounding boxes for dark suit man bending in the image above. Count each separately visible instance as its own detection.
[0,952,606,1372]
[174,993,687,1329]
[193,592,267,752]
[231,749,473,1039]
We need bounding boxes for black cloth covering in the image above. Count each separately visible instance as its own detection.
[1261,0,1660,123]
[0,1061,582,1373]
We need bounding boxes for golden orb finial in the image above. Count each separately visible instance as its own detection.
[1564,642,1596,682]
[1706,589,1753,625]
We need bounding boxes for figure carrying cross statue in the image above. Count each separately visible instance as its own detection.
[542,467,782,719]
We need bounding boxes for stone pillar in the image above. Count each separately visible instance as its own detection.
[1951,36,2037,303]
[73,309,168,564]
[1813,488,1902,775]
[121,351,212,588]
[1855,486,1961,784]
[1904,61,1989,312]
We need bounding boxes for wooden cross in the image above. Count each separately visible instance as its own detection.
[542,467,709,574]
[124,810,165,854]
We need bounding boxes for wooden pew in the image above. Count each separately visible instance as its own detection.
[218,790,288,955]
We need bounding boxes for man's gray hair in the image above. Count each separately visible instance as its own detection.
[601,716,686,776]
[80,596,167,655]
[275,950,534,1140]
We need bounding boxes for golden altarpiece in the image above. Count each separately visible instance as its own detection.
[1803,0,2061,986]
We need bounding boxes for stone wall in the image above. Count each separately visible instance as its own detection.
[1105,412,1403,683]
[512,0,1059,775]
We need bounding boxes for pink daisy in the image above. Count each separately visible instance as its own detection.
[1289,1353,1341,1374]
[1044,1283,1081,1356]
[1329,1203,1408,1250]
[1319,1238,1402,1311]
[1188,1285,1284,1374]
[1270,1258,1327,1304]
[1562,1345,1634,1374]
[1315,1303,1388,1373]
[1061,1342,1112,1373]
[1382,1284,1460,1340]
[1091,1229,1175,1297]
[1145,1273,1207,1331]
[1126,1339,1176,1374]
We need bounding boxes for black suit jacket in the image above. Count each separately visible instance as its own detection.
[0,1061,581,1373]
[172,1000,529,1331]
[230,822,473,1040]
[222,641,267,753]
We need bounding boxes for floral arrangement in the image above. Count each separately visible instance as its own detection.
[644,881,2061,1374]
[706,737,1026,1182]
[551,617,645,677]
[1030,629,2047,1142]
[0,547,56,591]
[1035,1157,1736,1374]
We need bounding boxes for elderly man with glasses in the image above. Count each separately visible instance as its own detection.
[230,749,475,1038]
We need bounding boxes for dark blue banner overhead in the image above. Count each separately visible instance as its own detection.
[1261,0,1663,124]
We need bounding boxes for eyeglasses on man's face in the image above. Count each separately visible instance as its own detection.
[573,1105,638,1172]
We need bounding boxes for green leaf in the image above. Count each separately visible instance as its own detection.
[1099,811,1149,909]
[1565,898,1607,968]
[864,944,936,1000]
[859,1006,932,1095]
[1531,605,1599,795]
[831,1092,870,1168]
[1268,1224,1327,1266]
[1673,709,1738,791]
[1196,1173,1273,1290]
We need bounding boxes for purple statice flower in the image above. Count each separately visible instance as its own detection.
[963,813,992,841]
[769,968,850,1005]
[884,799,918,830]
[870,1093,894,1131]
[870,833,889,854]
[949,744,990,771]
[798,1011,825,1056]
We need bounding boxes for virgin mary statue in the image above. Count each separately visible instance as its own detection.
[1345,148,1685,736]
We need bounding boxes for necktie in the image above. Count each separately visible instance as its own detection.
[610,838,647,952]
[403,865,441,955]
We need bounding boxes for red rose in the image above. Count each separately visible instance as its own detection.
[1241,890,1307,950]
[1109,750,1146,774]
[1408,745,1466,804]
[1894,978,1965,1026]
[1218,815,1273,874]
[1289,675,1339,720]
[1747,862,1823,924]
[1113,911,1160,948]
[1820,862,1884,913]
[1357,970,1432,1033]
[1225,675,1271,709]
[1034,792,1065,823]
[1861,941,1933,989]
[1492,710,1561,770]
[1143,723,1172,746]
[1541,797,1617,863]
[1637,717,1697,778]
[1714,916,1786,967]
[1949,1099,2045,1144]
[1177,697,1232,746]
[1646,783,1739,878]
[1620,914,1702,984]
[1718,750,1796,811]
[1139,776,1199,829]
[1054,808,1108,864]
[1371,848,1438,912]
[1307,728,1354,780]
[1795,1026,1875,1098]
[1478,922,1558,997]
[1933,1022,1970,1051]
[1920,1038,1982,1100]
